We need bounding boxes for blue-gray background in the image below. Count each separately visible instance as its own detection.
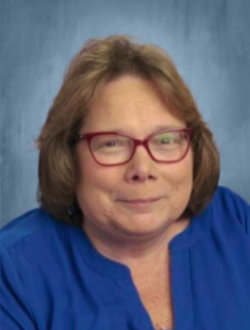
[1,0,250,227]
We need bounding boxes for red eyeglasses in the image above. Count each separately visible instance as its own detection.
[77,128,194,166]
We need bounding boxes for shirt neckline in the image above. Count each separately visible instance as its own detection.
[67,202,212,279]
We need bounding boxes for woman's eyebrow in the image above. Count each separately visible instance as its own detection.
[80,124,185,137]
[108,125,185,135]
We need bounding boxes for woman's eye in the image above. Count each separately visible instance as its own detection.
[104,141,117,147]
[160,136,172,143]
[158,135,174,144]
[100,139,126,149]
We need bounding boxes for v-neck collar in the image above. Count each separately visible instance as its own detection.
[67,202,212,279]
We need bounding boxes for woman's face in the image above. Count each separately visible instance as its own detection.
[76,75,193,241]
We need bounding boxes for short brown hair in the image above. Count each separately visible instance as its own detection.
[37,35,220,225]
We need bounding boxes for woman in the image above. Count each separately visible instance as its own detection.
[1,36,250,330]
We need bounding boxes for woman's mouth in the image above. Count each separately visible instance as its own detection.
[117,197,161,208]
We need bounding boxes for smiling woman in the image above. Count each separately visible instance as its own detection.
[75,75,194,249]
[1,36,250,330]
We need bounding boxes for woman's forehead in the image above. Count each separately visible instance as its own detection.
[82,75,185,134]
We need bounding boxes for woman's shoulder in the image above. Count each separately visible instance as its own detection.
[1,209,48,246]
[0,208,87,292]
[210,185,250,234]
[213,186,249,211]
[0,208,75,258]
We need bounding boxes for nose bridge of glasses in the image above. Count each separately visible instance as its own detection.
[131,137,153,160]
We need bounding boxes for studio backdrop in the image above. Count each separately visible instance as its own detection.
[1,0,250,226]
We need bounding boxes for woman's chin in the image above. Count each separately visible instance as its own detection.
[111,213,170,239]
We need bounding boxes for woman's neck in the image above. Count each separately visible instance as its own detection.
[82,217,190,272]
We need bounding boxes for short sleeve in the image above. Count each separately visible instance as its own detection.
[0,247,36,329]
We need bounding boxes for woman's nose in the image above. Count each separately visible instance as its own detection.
[124,145,157,183]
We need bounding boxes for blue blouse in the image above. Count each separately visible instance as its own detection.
[1,186,250,330]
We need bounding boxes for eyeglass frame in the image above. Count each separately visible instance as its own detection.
[76,127,194,166]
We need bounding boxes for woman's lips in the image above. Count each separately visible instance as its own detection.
[117,197,161,208]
